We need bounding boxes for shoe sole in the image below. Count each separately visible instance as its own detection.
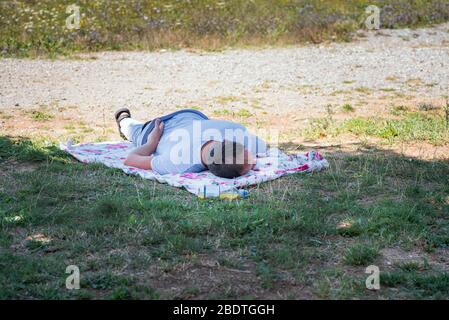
[114,108,131,139]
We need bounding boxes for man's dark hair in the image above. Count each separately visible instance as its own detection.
[206,141,246,179]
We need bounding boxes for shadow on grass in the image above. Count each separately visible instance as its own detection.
[0,135,448,299]
[0,135,72,163]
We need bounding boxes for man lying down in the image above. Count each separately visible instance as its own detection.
[114,108,268,178]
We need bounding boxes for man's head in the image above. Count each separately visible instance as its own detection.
[203,140,255,178]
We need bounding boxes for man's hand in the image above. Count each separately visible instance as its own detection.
[124,118,165,170]
[147,118,164,144]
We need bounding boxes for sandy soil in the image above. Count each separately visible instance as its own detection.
[1,23,448,113]
[0,23,448,159]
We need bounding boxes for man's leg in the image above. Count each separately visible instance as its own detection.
[119,117,144,144]
[115,108,145,145]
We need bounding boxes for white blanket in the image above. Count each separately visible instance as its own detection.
[60,141,329,197]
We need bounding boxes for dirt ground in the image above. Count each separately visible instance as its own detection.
[0,23,448,160]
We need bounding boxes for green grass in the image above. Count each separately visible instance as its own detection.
[0,136,70,162]
[211,108,252,118]
[305,111,449,145]
[354,87,372,94]
[341,104,355,113]
[344,244,379,266]
[30,110,54,121]
[236,109,253,118]
[1,0,448,57]
[1,135,448,299]
[390,105,410,116]
[212,109,232,117]
[380,270,449,299]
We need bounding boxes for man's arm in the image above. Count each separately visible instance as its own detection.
[124,119,164,170]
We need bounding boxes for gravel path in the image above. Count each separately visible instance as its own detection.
[1,23,448,119]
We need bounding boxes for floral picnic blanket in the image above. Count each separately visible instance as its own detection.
[60,141,329,197]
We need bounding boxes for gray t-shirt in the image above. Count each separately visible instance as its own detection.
[151,112,267,175]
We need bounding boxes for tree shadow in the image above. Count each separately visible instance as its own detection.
[279,140,449,163]
[0,135,72,164]
[278,141,449,193]
[1,134,447,174]
[1,135,448,299]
